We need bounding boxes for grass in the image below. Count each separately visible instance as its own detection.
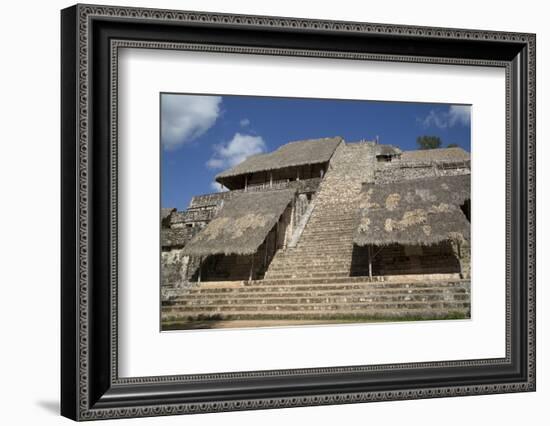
[161,311,470,331]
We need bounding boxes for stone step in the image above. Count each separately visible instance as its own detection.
[264,271,354,277]
[303,222,356,227]
[290,249,353,254]
[164,294,470,307]
[266,265,352,272]
[284,240,354,245]
[266,266,351,271]
[271,252,353,258]
[267,257,353,263]
[309,211,357,215]
[304,225,356,229]
[180,287,469,300]
[271,258,353,263]
[301,224,355,229]
[194,283,469,292]
[162,308,470,322]
[302,219,356,224]
[306,214,356,219]
[297,233,355,237]
[282,237,353,246]
[180,281,470,295]
[264,271,353,279]
[191,275,466,286]
[298,235,355,241]
[163,301,470,313]
[283,239,353,245]
[299,231,355,235]
[294,241,354,246]
[167,289,469,303]
[272,257,354,262]
[269,260,353,266]
[272,251,353,258]
[270,254,353,260]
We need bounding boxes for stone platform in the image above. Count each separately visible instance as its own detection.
[161,276,471,329]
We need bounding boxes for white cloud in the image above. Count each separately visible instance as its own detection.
[207,133,266,170]
[421,105,471,129]
[206,158,225,169]
[421,110,448,129]
[448,105,471,126]
[240,118,250,127]
[161,94,222,150]
[210,181,228,192]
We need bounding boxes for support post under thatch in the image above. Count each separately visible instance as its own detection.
[245,175,248,192]
[453,239,464,279]
[264,234,269,267]
[287,200,294,249]
[248,255,255,282]
[275,221,279,249]
[367,246,373,280]
[270,172,273,188]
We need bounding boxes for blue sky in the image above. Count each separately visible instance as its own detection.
[161,93,471,211]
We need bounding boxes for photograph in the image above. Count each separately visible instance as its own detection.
[57,3,536,420]
[160,94,472,330]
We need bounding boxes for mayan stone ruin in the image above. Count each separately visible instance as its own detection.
[161,137,471,328]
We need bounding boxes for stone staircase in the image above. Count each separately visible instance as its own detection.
[264,143,375,279]
[161,143,471,328]
[161,277,471,325]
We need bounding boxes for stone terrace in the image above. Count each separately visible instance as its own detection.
[161,143,472,328]
[162,277,471,326]
[264,143,376,279]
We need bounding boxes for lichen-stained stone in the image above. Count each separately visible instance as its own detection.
[160,140,472,325]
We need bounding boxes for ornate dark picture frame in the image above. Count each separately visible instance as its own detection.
[61,4,536,421]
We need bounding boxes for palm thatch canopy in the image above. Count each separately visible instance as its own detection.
[400,147,470,162]
[354,175,470,247]
[161,207,176,227]
[375,144,402,157]
[215,137,342,182]
[161,207,176,221]
[182,189,295,256]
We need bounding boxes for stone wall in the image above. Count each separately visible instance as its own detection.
[189,177,321,210]
[374,160,470,184]
[170,209,214,226]
[160,178,321,289]
[162,144,472,290]
[161,249,203,299]
[350,242,462,277]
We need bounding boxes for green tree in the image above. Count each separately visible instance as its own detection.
[416,135,442,150]
[447,143,459,148]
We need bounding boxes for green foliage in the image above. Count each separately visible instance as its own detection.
[447,143,459,148]
[416,135,442,150]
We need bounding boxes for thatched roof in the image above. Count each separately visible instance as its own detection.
[182,189,295,256]
[161,208,176,228]
[354,175,470,247]
[161,207,176,221]
[400,147,469,162]
[375,144,402,156]
[215,137,342,181]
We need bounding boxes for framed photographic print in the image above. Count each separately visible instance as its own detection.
[61,4,536,421]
